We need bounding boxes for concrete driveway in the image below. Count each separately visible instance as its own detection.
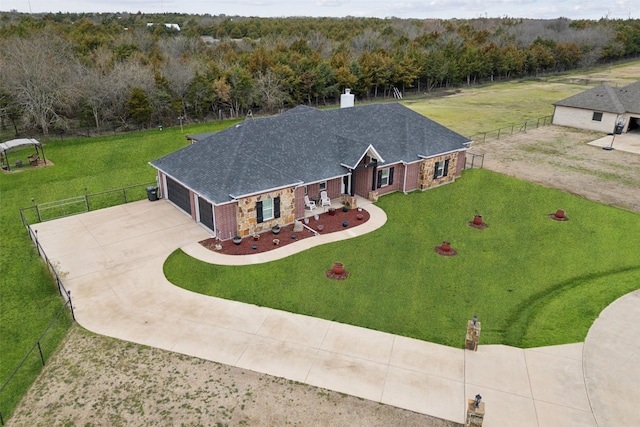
[32,199,639,426]
[588,131,640,154]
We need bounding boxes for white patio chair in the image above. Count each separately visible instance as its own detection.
[320,191,331,207]
[304,195,316,210]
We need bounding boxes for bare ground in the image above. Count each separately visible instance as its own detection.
[471,126,640,214]
[7,327,458,427]
[7,124,640,427]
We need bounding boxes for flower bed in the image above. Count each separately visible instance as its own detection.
[199,208,371,255]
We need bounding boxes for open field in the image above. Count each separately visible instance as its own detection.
[3,60,640,425]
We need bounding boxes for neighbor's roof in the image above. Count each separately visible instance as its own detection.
[151,103,470,205]
[554,80,640,114]
[0,138,41,153]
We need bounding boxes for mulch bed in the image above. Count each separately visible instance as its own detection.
[2,159,53,173]
[434,245,458,256]
[467,220,488,229]
[200,207,371,256]
[548,213,569,221]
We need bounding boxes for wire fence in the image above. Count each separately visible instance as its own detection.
[19,182,156,224]
[468,115,553,144]
[0,221,75,426]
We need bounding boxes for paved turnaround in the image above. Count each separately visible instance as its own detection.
[33,199,638,426]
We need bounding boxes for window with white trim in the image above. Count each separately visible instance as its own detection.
[262,197,274,220]
[319,181,327,191]
[592,112,603,122]
[380,169,390,186]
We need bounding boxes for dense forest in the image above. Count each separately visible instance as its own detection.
[1,11,639,139]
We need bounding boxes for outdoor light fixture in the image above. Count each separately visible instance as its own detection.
[473,315,478,326]
[474,394,482,408]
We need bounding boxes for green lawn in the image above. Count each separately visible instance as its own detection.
[0,120,238,418]
[165,169,640,348]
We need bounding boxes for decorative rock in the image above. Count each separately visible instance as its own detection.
[293,220,304,232]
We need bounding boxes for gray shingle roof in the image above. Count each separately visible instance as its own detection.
[554,80,640,114]
[151,103,470,205]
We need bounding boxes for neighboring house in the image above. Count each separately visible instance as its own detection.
[552,81,640,134]
[150,101,470,240]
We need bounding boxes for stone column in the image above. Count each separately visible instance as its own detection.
[466,397,485,426]
[465,316,481,351]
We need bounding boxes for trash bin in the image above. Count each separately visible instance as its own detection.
[146,186,158,201]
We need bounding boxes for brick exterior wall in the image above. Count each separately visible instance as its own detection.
[236,187,296,237]
[214,203,238,241]
[354,166,375,197]
[419,152,461,190]
[404,162,421,192]
[376,163,404,196]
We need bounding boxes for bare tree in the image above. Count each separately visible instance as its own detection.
[0,33,82,139]
[103,60,155,127]
[252,69,288,113]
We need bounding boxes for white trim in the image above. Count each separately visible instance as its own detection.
[345,144,386,169]
[418,148,466,160]
[229,181,303,200]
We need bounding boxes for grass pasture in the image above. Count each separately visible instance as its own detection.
[165,169,640,348]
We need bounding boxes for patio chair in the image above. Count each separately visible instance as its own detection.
[320,191,331,207]
[304,195,316,210]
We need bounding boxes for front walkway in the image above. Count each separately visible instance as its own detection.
[31,199,637,426]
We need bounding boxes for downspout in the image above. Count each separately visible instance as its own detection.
[402,162,407,194]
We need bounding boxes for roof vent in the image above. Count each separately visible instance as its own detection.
[340,89,355,109]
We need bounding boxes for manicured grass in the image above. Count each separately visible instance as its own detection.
[165,169,640,348]
[0,120,238,419]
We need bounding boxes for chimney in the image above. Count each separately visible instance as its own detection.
[340,89,355,108]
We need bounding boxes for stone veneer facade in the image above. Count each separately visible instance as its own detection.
[419,153,460,189]
[236,187,296,237]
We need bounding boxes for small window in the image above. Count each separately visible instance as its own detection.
[303,186,308,195]
[592,112,603,122]
[380,169,390,186]
[262,197,274,221]
[434,159,450,179]
[319,181,327,191]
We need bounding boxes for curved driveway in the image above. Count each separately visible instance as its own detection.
[32,199,637,426]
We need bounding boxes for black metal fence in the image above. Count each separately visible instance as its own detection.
[20,182,155,225]
[464,152,485,170]
[468,115,553,144]
[0,222,75,425]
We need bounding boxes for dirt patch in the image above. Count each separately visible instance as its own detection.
[6,326,459,427]
[470,125,640,214]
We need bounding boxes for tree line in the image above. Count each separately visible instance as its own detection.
[1,11,639,139]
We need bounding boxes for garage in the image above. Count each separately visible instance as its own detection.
[197,196,215,232]
[166,177,191,215]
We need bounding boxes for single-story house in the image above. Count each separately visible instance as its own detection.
[552,81,640,134]
[150,101,471,240]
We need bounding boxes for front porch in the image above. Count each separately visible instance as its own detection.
[301,194,372,219]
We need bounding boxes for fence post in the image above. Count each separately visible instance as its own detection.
[37,341,45,366]
[67,290,76,321]
[84,188,89,212]
[123,188,128,204]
